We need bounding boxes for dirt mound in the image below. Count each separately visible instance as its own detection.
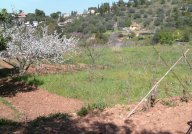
[27,64,86,74]
[78,98,192,133]
[27,64,110,75]
[3,89,83,120]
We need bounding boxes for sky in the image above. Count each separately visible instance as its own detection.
[0,0,126,15]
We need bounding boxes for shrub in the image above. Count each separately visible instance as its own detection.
[95,32,108,44]
[128,8,136,13]
[133,13,141,19]
[154,18,163,26]
[77,102,106,117]
[106,21,114,30]
[143,14,148,18]
[143,19,150,27]
[77,107,89,116]
[161,0,165,4]
[118,18,131,28]
[152,29,189,44]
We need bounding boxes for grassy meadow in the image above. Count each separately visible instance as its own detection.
[22,45,192,106]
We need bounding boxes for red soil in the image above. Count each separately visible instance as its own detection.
[0,102,15,120]
[76,98,192,133]
[0,91,191,133]
[0,72,191,133]
[4,89,84,121]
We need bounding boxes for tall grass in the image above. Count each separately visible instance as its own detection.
[22,45,192,106]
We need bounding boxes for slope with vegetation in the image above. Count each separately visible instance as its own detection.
[62,0,192,45]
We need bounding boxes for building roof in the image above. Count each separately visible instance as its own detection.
[18,12,26,18]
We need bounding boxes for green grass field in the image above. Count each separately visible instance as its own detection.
[22,45,192,106]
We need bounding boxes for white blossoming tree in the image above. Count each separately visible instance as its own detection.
[0,27,78,74]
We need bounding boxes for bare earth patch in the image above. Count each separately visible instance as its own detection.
[0,78,191,133]
[76,98,192,133]
[0,102,15,120]
[4,89,83,121]
[1,95,192,133]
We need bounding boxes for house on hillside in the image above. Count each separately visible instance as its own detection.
[24,21,38,27]
[17,11,26,25]
[88,7,97,14]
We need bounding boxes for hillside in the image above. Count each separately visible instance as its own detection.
[61,0,192,45]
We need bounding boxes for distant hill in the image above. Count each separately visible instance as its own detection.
[62,0,192,44]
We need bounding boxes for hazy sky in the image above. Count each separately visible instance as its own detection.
[0,0,127,15]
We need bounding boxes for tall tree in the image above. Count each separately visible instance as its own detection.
[0,9,8,29]
[50,12,59,19]
[35,9,46,21]
[35,9,45,17]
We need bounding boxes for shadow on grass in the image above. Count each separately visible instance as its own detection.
[0,75,44,97]
[0,113,173,134]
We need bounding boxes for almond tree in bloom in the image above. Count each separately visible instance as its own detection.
[0,27,79,74]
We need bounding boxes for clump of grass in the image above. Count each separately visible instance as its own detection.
[0,97,15,110]
[0,97,21,120]
[161,100,177,107]
[77,107,89,117]
[77,102,107,117]
[90,102,106,110]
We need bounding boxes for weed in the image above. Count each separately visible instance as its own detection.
[77,107,89,117]
[90,102,106,111]
[0,97,21,120]
[161,100,176,107]
[77,102,107,117]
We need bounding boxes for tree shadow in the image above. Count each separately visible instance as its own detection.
[0,113,174,134]
[135,130,172,134]
[0,68,19,78]
[0,75,44,97]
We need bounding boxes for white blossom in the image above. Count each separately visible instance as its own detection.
[0,26,79,73]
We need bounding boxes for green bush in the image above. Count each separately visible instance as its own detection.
[152,29,174,44]
[95,32,108,44]
[152,28,191,44]
[77,107,89,117]
[77,102,106,117]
